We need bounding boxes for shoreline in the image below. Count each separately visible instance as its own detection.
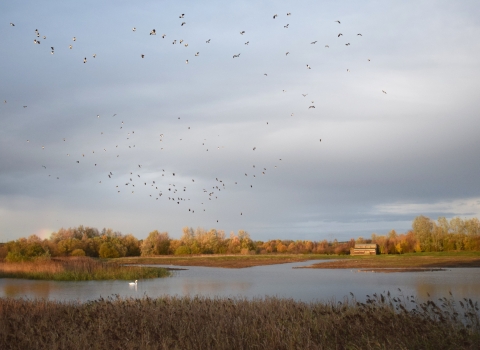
[113,254,480,269]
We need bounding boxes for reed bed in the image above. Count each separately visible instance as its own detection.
[0,292,478,349]
[0,257,170,281]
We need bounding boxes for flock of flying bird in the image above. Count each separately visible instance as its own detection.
[5,12,387,224]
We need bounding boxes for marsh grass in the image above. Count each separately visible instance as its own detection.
[0,257,170,281]
[0,292,478,349]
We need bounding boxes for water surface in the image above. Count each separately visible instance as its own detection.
[1,260,479,303]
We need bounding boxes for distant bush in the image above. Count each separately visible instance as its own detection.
[71,249,86,257]
[174,245,191,255]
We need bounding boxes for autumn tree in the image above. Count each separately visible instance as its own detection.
[141,231,171,256]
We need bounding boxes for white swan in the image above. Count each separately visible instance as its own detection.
[129,280,137,285]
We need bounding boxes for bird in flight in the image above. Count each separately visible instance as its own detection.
[10,23,15,26]
[181,22,186,26]
[357,33,362,36]
[179,14,185,18]
[206,39,211,43]
[240,31,245,35]
[132,27,136,31]
[311,41,317,44]
[382,90,387,94]
[150,29,156,35]
[273,14,278,19]
[287,12,291,16]
[335,20,341,24]
[284,24,289,28]
[83,57,87,63]
[338,33,343,37]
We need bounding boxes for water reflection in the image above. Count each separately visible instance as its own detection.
[1,261,479,304]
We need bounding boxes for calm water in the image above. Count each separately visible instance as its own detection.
[1,261,479,303]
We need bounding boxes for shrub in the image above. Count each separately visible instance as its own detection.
[71,249,86,257]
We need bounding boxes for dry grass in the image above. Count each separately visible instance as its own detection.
[0,292,478,349]
[300,255,480,270]
[0,257,170,280]
[113,254,321,268]
[113,253,480,270]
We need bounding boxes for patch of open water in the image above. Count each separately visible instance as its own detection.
[1,260,479,303]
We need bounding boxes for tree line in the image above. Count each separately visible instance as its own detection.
[1,216,479,261]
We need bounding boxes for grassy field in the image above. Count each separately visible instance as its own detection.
[0,293,478,349]
[0,257,171,281]
[113,252,480,269]
[300,253,480,270]
[112,254,329,268]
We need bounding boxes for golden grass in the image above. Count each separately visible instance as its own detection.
[0,292,478,349]
[300,255,480,270]
[113,254,332,268]
[113,253,480,270]
[0,257,170,280]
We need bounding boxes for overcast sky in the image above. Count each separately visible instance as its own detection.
[1,0,480,242]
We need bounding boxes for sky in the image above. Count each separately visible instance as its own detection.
[1,0,480,242]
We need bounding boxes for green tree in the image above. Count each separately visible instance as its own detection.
[412,215,433,252]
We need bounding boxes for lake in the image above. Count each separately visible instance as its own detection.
[1,261,479,303]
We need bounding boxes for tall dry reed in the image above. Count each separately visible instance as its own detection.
[0,292,478,349]
[0,256,170,280]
